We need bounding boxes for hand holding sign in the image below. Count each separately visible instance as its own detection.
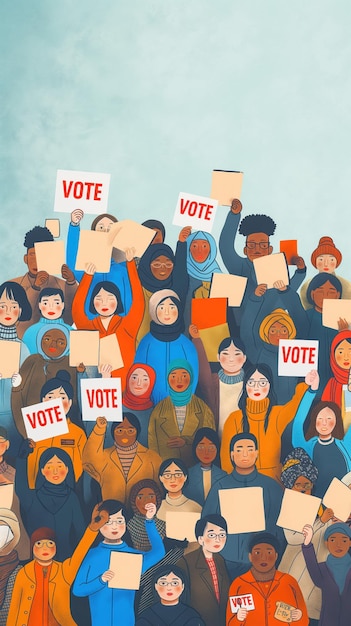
[71,209,84,225]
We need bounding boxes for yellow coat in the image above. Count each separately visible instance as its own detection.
[6,526,97,626]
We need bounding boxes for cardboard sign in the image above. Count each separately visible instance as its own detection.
[229,594,255,614]
[210,170,243,206]
[253,253,289,289]
[278,339,319,377]
[69,330,100,367]
[75,231,112,273]
[322,299,351,330]
[279,240,298,265]
[276,489,321,533]
[54,169,110,214]
[99,334,124,371]
[210,273,247,307]
[80,378,122,422]
[35,240,66,275]
[323,477,351,522]
[166,511,201,542]
[219,487,265,534]
[275,602,296,622]
[108,552,143,589]
[45,218,60,238]
[21,398,69,443]
[108,220,156,257]
[173,192,218,233]
[0,340,21,379]
[0,484,14,509]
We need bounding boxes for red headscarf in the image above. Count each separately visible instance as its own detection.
[123,363,156,411]
[321,330,351,405]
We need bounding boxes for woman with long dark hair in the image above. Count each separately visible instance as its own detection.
[220,364,319,482]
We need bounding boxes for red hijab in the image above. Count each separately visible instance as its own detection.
[123,363,156,411]
[322,330,351,406]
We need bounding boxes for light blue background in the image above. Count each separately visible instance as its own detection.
[2,1,350,282]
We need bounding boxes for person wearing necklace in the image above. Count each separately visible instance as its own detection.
[7,503,110,626]
[302,522,351,626]
[226,532,308,625]
[0,281,31,455]
[292,399,351,498]
[189,327,246,437]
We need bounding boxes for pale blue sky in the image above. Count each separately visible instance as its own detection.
[1,1,351,280]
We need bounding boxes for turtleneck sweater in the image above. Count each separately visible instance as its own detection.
[220,383,310,482]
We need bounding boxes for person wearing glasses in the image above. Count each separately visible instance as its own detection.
[220,365,319,484]
[176,514,230,626]
[73,499,165,626]
[7,503,110,626]
[136,564,205,625]
[82,412,162,504]
[218,200,306,324]
[157,458,202,523]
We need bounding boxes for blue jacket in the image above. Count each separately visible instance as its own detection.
[183,463,227,506]
[66,223,132,318]
[135,333,199,405]
[73,519,165,626]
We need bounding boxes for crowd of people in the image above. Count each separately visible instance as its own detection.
[0,198,351,625]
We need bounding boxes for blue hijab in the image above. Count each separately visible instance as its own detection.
[186,231,221,281]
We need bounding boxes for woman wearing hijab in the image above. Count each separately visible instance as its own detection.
[137,227,190,344]
[135,290,199,404]
[15,444,85,561]
[183,231,222,332]
[11,323,81,439]
[148,360,215,467]
[122,363,157,447]
[321,330,351,430]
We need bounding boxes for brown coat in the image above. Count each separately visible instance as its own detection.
[82,422,162,503]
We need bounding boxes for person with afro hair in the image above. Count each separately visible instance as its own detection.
[9,225,77,337]
[219,200,306,324]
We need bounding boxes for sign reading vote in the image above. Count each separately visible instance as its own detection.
[278,339,319,377]
[21,398,69,443]
[80,378,122,422]
[54,169,111,214]
[229,594,255,614]
[172,192,218,232]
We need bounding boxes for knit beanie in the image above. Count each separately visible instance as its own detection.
[311,237,342,268]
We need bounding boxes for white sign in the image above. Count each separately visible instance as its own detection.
[54,169,111,214]
[21,398,68,442]
[172,192,218,232]
[80,378,122,422]
[229,594,255,614]
[278,339,319,376]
